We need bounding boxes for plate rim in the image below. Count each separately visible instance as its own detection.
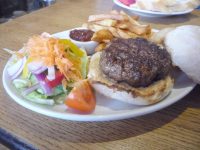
[113,0,194,16]
[2,29,196,122]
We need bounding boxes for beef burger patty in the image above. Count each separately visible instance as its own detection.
[100,38,172,87]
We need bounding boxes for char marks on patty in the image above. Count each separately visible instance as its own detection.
[100,38,172,87]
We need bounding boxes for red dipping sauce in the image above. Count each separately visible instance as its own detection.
[69,29,94,42]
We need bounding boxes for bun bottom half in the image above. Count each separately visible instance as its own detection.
[88,52,174,105]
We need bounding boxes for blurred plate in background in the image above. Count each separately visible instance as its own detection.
[113,0,194,17]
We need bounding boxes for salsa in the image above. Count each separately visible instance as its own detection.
[69,29,94,42]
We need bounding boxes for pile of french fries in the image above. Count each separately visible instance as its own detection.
[82,10,152,51]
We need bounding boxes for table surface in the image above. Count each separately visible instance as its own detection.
[0,0,200,149]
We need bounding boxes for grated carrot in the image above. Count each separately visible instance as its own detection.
[25,34,83,83]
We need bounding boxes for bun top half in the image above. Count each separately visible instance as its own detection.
[165,25,200,84]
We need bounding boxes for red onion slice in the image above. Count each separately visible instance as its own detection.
[21,83,40,96]
[28,61,47,74]
[7,57,26,80]
[34,73,53,96]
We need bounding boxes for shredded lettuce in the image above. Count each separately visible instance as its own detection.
[25,91,54,105]
[36,88,44,95]
[53,85,64,95]
[26,97,55,105]
[52,93,66,104]
[29,74,38,85]
[25,85,66,105]
[13,78,31,89]
[26,91,47,99]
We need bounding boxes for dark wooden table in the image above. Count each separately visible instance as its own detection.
[0,0,200,149]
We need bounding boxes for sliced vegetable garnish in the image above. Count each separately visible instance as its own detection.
[80,48,88,79]
[25,91,54,105]
[5,33,94,111]
[46,66,56,81]
[7,57,26,80]
[65,80,96,113]
[21,84,40,96]
[25,35,86,83]
[45,71,64,88]
[59,39,85,57]
[34,73,53,96]
[22,57,33,78]
[13,78,32,89]
[28,61,47,75]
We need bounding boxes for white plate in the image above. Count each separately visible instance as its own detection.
[113,0,194,17]
[2,31,196,121]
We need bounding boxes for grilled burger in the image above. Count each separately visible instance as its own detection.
[88,38,174,105]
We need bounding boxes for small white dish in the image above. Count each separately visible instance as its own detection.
[53,27,98,55]
[113,0,194,17]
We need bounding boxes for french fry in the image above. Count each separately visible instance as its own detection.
[88,24,109,32]
[95,43,107,52]
[119,10,129,21]
[117,21,129,29]
[120,10,140,26]
[88,14,124,22]
[91,29,113,42]
[86,10,152,38]
[108,27,120,38]
[95,19,117,27]
[85,10,152,52]
[117,21,150,35]
[117,29,132,39]
[150,28,175,44]
[131,15,139,21]
[102,40,111,43]
[129,24,151,35]
[126,31,140,38]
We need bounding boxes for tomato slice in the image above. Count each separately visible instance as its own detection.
[65,80,96,113]
[45,71,64,88]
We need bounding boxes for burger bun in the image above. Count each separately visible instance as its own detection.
[88,52,174,105]
[165,25,200,84]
